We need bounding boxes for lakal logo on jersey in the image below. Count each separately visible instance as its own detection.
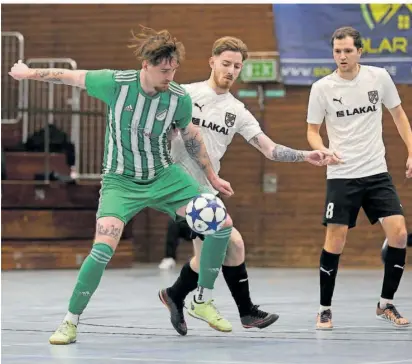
[336,90,379,118]
[225,112,236,127]
[192,117,229,135]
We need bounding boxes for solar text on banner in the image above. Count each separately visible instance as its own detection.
[273,4,412,85]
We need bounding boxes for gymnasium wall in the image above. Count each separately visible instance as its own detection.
[2,4,411,267]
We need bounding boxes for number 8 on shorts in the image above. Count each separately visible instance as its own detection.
[326,202,334,219]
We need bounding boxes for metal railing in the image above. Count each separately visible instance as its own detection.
[22,58,78,143]
[3,38,108,180]
[1,31,24,124]
[77,90,106,179]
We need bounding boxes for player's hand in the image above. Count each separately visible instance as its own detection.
[406,155,412,178]
[319,149,343,166]
[210,176,234,197]
[9,60,30,81]
[303,150,340,166]
[167,126,179,141]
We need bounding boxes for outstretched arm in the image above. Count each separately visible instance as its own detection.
[249,132,340,166]
[9,60,87,89]
[249,132,310,162]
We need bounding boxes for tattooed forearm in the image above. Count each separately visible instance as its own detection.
[33,69,65,84]
[181,127,210,171]
[271,144,306,162]
[96,223,122,239]
[35,70,50,78]
[250,135,262,150]
[184,138,201,158]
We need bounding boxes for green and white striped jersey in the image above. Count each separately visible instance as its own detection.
[85,69,192,180]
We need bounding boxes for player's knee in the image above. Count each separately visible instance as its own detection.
[325,224,347,253]
[221,213,233,228]
[94,216,125,251]
[390,225,408,248]
[190,255,200,273]
[224,233,245,266]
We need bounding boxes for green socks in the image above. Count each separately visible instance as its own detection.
[68,243,114,315]
[198,226,232,289]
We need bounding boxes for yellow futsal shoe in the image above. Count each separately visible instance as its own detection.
[188,299,232,332]
[49,321,77,345]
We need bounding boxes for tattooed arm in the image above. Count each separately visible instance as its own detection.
[30,69,88,88]
[248,132,337,166]
[9,60,87,88]
[249,132,308,162]
[178,122,218,181]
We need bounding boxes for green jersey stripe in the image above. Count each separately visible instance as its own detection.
[104,108,114,172]
[143,98,160,179]
[169,84,185,96]
[162,133,173,165]
[130,94,146,178]
[115,75,138,81]
[114,85,129,174]
[136,99,150,180]
[114,70,137,77]
[114,71,137,82]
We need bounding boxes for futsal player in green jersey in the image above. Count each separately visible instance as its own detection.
[9,26,235,343]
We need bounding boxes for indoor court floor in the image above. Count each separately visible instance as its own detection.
[2,266,411,364]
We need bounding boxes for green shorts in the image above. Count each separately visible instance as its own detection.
[97,165,210,224]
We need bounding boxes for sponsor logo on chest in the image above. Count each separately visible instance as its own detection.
[192,117,229,135]
[335,90,379,118]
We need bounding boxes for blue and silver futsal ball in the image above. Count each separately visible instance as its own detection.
[185,193,227,235]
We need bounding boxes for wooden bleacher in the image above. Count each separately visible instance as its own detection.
[1,151,135,270]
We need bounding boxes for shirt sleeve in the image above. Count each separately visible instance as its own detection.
[85,70,118,104]
[380,69,401,109]
[238,107,263,141]
[174,93,193,129]
[306,82,326,124]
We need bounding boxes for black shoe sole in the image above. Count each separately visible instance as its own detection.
[242,313,280,329]
[158,289,187,336]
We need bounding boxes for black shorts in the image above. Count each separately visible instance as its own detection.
[174,217,205,241]
[323,172,403,229]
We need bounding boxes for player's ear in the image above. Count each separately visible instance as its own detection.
[142,60,149,71]
[357,48,363,57]
[209,57,214,69]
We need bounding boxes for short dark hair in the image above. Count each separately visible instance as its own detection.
[128,25,185,66]
[212,36,248,61]
[331,26,363,49]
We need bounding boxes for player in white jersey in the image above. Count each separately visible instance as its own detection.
[306,27,412,329]
[159,36,336,334]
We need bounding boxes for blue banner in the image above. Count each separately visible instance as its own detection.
[273,4,412,85]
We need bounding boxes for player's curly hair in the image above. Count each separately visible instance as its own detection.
[128,25,185,66]
[212,36,248,61]
[331,26,363,49]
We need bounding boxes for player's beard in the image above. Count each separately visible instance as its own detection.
[213,72,232,91]
[154,83,170,92]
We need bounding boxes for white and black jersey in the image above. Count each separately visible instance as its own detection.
[307,65,404,228]
[307,65,401,179]
[171,81,262,193]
